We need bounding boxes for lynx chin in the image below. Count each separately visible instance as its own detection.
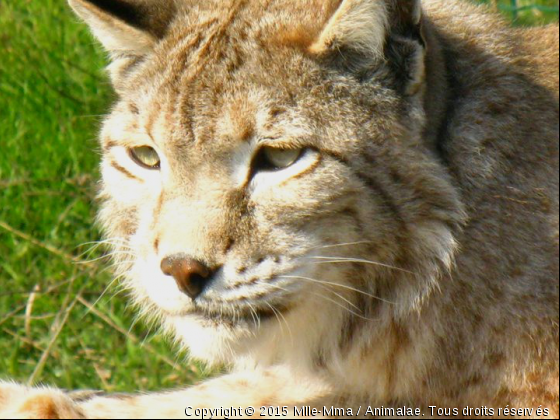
[1,0,558,418]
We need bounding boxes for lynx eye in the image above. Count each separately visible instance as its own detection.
[255,147,303,172]
[129,146,161,170]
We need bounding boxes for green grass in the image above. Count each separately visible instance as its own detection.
[0,0,558,393]
[477,0,559,25]
[0,0,205,392]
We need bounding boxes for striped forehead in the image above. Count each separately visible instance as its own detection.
[130,85,276,149]
[118,1,328,148]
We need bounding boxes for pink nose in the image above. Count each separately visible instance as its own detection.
[160,255,211,300]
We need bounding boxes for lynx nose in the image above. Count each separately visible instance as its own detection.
[160,255,211,300]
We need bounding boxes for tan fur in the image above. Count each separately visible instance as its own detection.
[1,0,558,418]
[309,0,389,58]
[69,0,156,55]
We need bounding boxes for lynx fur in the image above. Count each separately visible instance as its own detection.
[1,0,558,418]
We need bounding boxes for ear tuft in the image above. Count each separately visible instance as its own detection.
[68,0,176,56]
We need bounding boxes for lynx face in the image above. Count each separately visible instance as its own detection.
[73,0,465,365]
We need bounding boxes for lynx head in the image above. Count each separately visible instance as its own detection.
[70,0,464,367]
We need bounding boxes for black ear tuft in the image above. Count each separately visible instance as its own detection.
[69,0,179,88]
[81,0,176,39]
[390,0,424,41]
[383,0,426,95]
[83,0,145,29]
[68,0,177,55]
[385,33,426,95]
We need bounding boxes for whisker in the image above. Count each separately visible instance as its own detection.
[76,238,134,255]
[265,301,293,343]
[246,302,261,332]
[83,273,129,316]
[280,275,396,305]
[264,302,283,335]
[128,313,143,336]
[274,304,293,344]
[263,284,299,346]
[141,322,157,348]
[313,283,363,313]
[304,256,416,275]
[80,237,132,246]
[272,276,363,313]
[309,291,378,322]
[105,286,129,306]
[308,241,374,251]
[76,251,136,265]
[99,260,135,275]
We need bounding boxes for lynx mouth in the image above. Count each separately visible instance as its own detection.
[192,303,290,327]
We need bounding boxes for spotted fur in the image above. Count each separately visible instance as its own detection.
[1,0,558,418]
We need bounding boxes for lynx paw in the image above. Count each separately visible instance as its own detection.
[0,382,84,419]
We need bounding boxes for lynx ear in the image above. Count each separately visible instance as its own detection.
[68,0,177,56]
[310,0,390,61]
[311,0,425,94]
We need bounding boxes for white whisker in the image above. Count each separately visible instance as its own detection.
[247,302,261,332]
[83,272,129,315]
[308,241,374,251]
[309,292,378,322]
[304,256,415,275]
[313,283,363,313]
[76,251,136,265]
[76,238,134,256]
[265,301,293,344]
[280,275,396,305]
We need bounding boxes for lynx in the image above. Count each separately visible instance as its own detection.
[1,0,558,418]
